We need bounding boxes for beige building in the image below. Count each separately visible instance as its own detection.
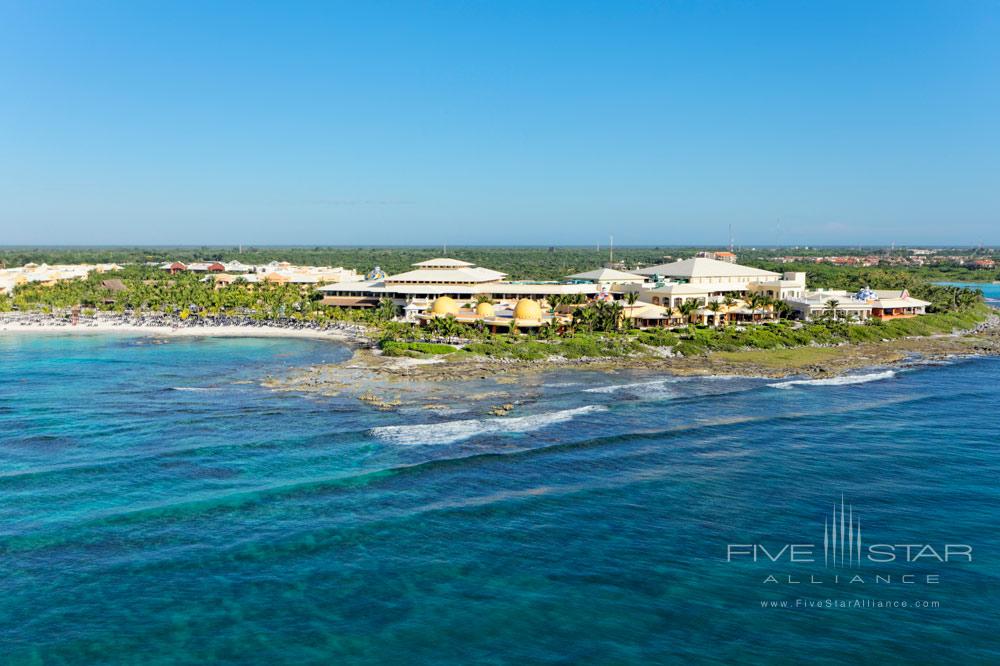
[0,263,122,295]
[165,260,361,285]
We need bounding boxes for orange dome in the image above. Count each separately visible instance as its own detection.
[430,296,459,316]
[513,299,542,321]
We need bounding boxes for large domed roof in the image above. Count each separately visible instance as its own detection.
[430,296,459,316]
[475,301,495,317]
[513,299,542,321]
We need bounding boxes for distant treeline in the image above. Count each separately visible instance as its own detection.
[1,246,998,282]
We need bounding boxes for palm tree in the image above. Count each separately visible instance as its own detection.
[706,300,724,327]
[773,300,792,320]
[824,298,841,320]
[607,301,624,332]
[573,305,596,332]
[624,291,640,306]
[375,297,398,322]
[758,294,776,320]
[746,293,770,321]
[474,294,494,305]
[677,299,699,324]
[432,314,462,338]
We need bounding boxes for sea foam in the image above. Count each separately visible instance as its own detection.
[583,375,740,395]
[768,370,896,389]
[370,405,608,445]
[584,379,678,394]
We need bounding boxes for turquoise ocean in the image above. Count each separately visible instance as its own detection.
[2,284,999,664]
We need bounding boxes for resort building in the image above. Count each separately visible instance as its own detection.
[564,267,649,289]
[620,301,682,328]
[0,263,122,295]
[162,261,361,285]
[785,287,931,321]
[628,257,806,308]
[318,258,601,310]
[317,256,829,329]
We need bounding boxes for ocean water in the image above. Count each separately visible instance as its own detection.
[937,280,1000,306]
[1,333,999,664]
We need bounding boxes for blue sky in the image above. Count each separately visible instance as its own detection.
[1,1,998,246]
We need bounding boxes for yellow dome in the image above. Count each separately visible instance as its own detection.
[476,301,495,317]
[430,296,459,316]
[513,299,542,321]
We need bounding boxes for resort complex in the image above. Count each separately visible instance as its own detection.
[0,253,944,330]
[319,256,830,328]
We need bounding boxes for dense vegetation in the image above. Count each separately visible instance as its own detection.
[667,306,990,357]
[374,304,991,361]
[0,265,399,325]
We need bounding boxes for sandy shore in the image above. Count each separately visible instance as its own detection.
[0,318,362,343]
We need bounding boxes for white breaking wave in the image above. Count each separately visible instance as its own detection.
[768,370,897,389]
[370,405,608,446]
[584,379,678,394]
[171,386,220,392]
[583,374,741,395]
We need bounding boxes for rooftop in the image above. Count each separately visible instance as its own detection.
[565,267,648,282]
[635,257,780,279]
[411,258,475,268]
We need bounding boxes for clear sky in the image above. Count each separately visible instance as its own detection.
[1,1,998,246]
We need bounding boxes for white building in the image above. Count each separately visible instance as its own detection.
[565,267,649,289]
[786,288,931,321]
[319,258,601,309]
[629,257,806,308]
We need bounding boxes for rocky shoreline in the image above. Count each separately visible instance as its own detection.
[263,315,1000,411]
[7,309,999,413]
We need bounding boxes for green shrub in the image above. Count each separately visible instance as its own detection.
[674,340,708,356]
[380,341,459,356]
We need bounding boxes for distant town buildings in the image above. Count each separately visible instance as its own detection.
[695,250,737,263]
[768,249,997,269]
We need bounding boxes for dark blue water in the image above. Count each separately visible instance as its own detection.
[2,333,999,664]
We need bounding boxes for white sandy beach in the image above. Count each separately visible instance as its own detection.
[0,318,361,343]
